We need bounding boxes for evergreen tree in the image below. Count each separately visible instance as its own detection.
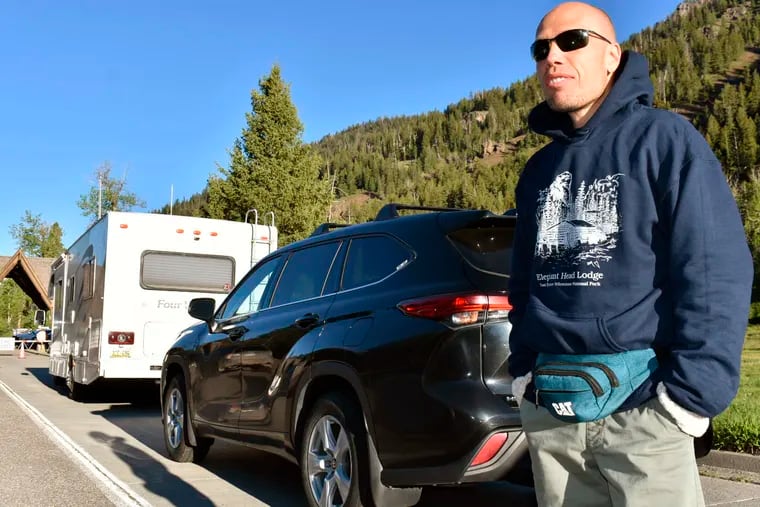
[206,64,331,244]
[706,114,722,154]
[736,107,758,174]
[40,223,64,257]
[738,174,760,276]
[746,71,760,117]
[155,190,210,217]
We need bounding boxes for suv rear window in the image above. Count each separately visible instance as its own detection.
[448,226,513,275]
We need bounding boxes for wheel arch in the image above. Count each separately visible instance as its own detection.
[292,361,375,459]
[293,361,422,507]
[162,358,199,446]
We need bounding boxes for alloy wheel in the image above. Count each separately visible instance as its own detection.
[166,386,185,450]
[305,415,353,506]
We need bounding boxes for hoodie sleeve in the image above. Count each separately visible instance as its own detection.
[508,178,538,378]
[658,133,753,418]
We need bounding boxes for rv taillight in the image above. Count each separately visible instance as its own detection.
[108,331,134,345]
[176,228,185,234]
[210,232,218,237]
[193,230,201,236]
[119,224,128,229]
[398,293,512,327]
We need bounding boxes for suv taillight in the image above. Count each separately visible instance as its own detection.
[398,293,511,326]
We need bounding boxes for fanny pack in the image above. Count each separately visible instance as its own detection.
[533,348,658,423]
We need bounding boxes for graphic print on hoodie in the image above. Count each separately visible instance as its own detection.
[535,171,621,281]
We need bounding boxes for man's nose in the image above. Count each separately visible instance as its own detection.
[544,40,565,63]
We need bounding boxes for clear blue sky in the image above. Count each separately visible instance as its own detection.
[0,0,682,255]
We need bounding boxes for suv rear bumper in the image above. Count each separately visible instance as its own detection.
[381,429,528,487]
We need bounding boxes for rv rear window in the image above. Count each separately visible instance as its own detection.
[141,252,235,293]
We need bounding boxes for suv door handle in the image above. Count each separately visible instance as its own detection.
[223,325,248,340]
[295,313,320,329]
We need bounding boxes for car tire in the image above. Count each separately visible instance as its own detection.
[163,374,212,463]
[301,392,371,507]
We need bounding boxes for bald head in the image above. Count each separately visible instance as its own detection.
[533,1,622,128]
[537,2,616,44]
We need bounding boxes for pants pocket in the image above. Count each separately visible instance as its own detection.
[646,397,693,439]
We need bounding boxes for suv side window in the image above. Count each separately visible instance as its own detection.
[270,242,341,307]
[342,235,411,291]
[219,256,283,320]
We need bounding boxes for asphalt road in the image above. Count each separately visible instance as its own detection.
[0,352,758,507]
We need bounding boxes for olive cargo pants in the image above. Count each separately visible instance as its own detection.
[519,397,705,507]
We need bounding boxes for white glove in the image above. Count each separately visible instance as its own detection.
[656,382,710,437]
[511,372,532,408]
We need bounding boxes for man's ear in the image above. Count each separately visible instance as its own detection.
[606,43,622,75]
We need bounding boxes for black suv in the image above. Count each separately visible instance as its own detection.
[160,204,527,507]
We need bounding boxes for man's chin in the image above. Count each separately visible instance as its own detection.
[546,98,580,113]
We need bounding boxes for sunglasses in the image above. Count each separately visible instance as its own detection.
[530,28,612,62]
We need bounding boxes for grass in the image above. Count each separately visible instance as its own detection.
[713,324,760,454]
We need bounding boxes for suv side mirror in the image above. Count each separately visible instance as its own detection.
[34,310,46,326]
[188,298,216,323]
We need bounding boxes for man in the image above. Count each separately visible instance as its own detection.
[507,2,753,506]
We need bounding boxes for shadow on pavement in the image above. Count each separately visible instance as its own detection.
[90,430,215,506]
[23,366,64,393]
[199,443,307,507]
[92,404,308,506]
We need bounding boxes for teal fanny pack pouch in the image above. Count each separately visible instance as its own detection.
[533,349,658,423]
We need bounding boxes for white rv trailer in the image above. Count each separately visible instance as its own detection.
[48,211,277,398]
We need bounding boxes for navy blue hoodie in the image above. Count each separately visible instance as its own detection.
[507,51,753,418]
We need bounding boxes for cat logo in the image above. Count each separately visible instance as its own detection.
[552,401,576,417]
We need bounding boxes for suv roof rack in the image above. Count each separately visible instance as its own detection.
[375,203,468,221]
[310,222,352,237]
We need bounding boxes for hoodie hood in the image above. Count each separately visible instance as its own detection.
[528,51,654,140]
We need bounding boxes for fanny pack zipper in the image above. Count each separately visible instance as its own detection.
[540,361,619,387]
[533,367,604,396]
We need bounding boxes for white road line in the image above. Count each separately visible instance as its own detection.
[0,379,152,507]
